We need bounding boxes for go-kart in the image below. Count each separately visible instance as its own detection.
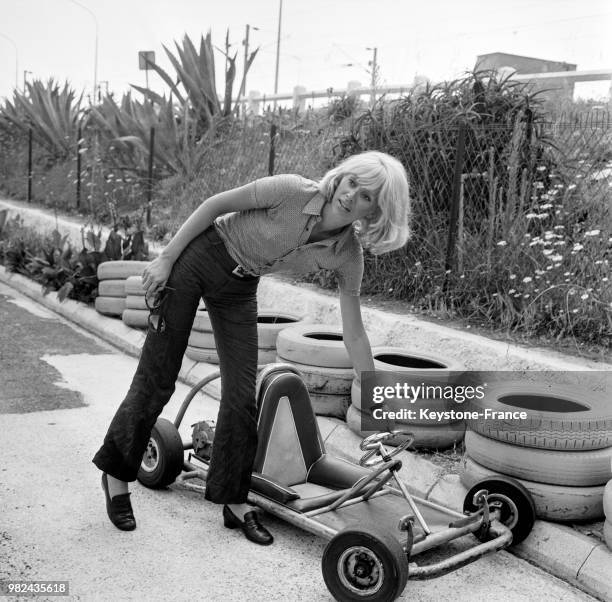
[138,364,536,602]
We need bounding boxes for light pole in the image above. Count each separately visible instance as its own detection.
[0,32,18,92]
[239,24,259,102]
[273,0,283,107]
[67,0,98,102]
[23,70,32,93]
[366,46,378,107]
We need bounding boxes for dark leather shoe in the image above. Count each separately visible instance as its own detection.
[101,473,136,531]
[222,505,273,546]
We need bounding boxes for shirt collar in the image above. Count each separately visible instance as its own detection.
[302,192,356,252]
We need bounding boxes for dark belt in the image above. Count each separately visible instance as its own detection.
[202,226,258,280]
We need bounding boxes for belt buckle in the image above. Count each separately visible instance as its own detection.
[232,264,247,278]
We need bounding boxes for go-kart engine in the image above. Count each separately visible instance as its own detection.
[191,420,216,461]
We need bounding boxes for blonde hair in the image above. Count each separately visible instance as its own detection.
[319,151,411,254]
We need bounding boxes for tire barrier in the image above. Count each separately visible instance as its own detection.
[464,429,612,487]
[465,382,612,451]
[122,308,149,329]
[186,310,301,370]
[604,480,612,550]
[97,260,150,281]
[346,405,465,450]
[96,262,150,319]
[346,347,467,449]
[276,324,379,419]
[461,456,605,522]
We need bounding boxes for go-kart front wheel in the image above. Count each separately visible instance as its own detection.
[322,525,408,602]
[463,475,536,545]
[137,418,184,489]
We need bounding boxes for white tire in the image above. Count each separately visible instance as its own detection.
[122,309,149,329]
[186,346,219,364]
[351,379,459,425]
[125,295,148,310]
[604,520,612,550]
[308,392,351,420]
[346,405,465,450]
[97,260,150,280]
[97,279,126,298]
[188,331,216,349]
[125,275,146,296]
[257,312,304,348]
[193,309,212,332]
[461,456,604,522]
[274,356,353,395]
[465,429,612,487]
[94,296,125,316]
[276,324,351,367]
[466,381,612,450]
[372,346,465,385]
[604,480,612,518]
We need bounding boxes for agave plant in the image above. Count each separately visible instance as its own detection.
[88,91,222,179]
[131,32,258,131]
[0,79,82,159]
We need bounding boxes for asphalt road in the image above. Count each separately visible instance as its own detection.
[0,282,599,602]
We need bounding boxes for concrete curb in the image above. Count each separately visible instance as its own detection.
[1,264,611,600]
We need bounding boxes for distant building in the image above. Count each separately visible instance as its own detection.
[475,52,577,102]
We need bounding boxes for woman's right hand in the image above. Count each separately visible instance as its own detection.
[142,255,174,297]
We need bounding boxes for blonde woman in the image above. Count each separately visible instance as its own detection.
[93,150,411,545]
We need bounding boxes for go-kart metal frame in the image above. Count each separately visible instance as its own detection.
[138,363,536,602]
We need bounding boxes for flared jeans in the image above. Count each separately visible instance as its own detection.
[92,227,260,504]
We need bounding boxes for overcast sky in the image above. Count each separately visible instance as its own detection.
[0,0,610,103]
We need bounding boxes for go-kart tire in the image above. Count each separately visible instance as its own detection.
[122,308,149,329]
[137,418,184,488]
[322,524,408,602]
[463,475,536,545]
[372,346,465,385]
[461,456,605,522]
[351,379,459,425]
[97,260,150,280]
[257,312,303,348]
[465,429,612,486]
[465,381,612,450]
[94,295,125,316]
[604,519,612,550]
[346,405,465,450]
[97,279,127,298]
[124,275,146,296]
[125,294,148,310]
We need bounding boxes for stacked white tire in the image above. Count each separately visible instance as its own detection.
[604,479,612,550]
[95,260,150,318]
[185,307,217,363]
[121,275,149,329]
[186,310,304,368]
[348,347,466,449]
[461,382,612,522]
[276,324,359,420]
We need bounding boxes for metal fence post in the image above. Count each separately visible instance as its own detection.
[444,122,467,287]
[27,128,33,203]
[268,121,277,176]
[76,125,82,209]
[146,126,155,226]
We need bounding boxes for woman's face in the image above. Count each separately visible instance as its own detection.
[329,174,378,227]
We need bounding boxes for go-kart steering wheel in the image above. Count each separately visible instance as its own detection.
[358,431,414,468]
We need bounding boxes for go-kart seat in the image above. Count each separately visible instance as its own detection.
[250,365,375,513]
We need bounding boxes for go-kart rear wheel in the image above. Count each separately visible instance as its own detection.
[463,476,536,545]
[137,418,184,489]
[322,525,408,602]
